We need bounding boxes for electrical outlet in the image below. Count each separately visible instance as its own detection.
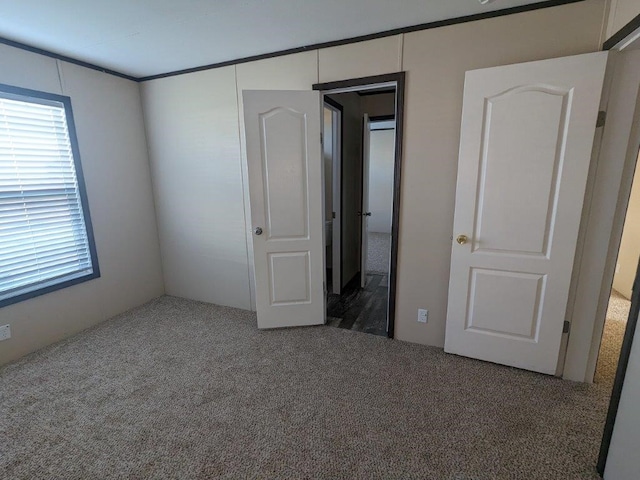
[418,309,428,323]
[0,324,10,341]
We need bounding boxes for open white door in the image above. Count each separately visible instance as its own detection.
[243,90,325,329]
[445,52,608,374]
[361,114,371,288]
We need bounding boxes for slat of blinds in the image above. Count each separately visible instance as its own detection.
[0,206,80,217]
[0,206,85,224]
[1,261,93,292]
[1,230,87,249]
[0,213,81,223]
[0,223,86,241]
[0,130,69,140]
[0,241,87,260]
[0,190,79,200]
[0,245,90,273]
[0,108,66,122]
[0,208,83,220]
[0,119,66,129]
[0,207,81,222]
[0,141,69,150]
[0,227,85,246]
[1,263,92,289]
[0,237,88,260]
[0,94,93,299]
[0,147,70,156]
[0,228,87,249]
[0,255,91,282]
[0,203,82,214]
[0,248,90,275]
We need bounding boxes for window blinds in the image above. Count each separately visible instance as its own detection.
[0,94,94,302]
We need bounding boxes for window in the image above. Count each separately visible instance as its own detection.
[0,84,99,307]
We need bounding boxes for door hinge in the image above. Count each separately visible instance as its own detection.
[332,211,336,219]
[320,132,323,144]
[563,320,571,334]
[596,111,606,128]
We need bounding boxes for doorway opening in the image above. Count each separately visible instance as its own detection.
[594,149,640,387]
[314,74,405,339]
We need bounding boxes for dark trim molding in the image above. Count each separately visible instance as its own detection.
[370,115,396,122]
[0,37,137,82]
[597,258,640,475]
[316,72,405,339]
[140,0,585,82]
[603,12,640,51]
[0,82,101,308]
[313,73,404,92]
[323,96,343,112]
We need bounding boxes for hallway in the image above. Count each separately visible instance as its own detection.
[326,273,388,337]
[594,290,630,386]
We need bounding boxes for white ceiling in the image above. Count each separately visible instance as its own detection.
[0,0,554,78]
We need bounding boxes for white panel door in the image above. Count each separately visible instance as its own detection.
[361,114,371,287]
[445,52,608,374]
[243,90,325,329]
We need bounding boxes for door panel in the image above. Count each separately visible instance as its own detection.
[243,90,325,329]
[467,268,545,340]
[474,86,570,256]
[269,252,311,305]
[262,108,309,239]
[445,52,608,374]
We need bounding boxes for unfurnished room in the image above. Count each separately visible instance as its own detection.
[1,1,640,479]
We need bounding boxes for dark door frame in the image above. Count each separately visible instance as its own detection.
[313,72,406,339]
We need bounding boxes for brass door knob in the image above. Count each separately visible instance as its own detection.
[456,234,468,245]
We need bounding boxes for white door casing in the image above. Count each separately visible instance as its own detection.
[445,52,608,374]
[243,90,325,329]
[361,114,371,287]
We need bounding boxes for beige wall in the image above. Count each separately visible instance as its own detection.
[142,1,606,350]
[141,66,250,309]
[613,151,640,299]
[606,0,640,39]
[0,45,164,366]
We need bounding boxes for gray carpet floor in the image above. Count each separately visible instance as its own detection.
[366,232,390,274]
[594,290,629,385]
[0,293,627,479]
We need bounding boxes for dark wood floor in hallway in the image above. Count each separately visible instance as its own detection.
[326,273,388,337]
